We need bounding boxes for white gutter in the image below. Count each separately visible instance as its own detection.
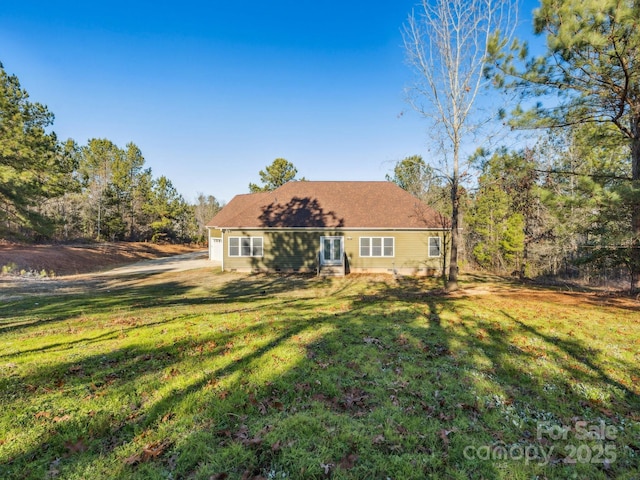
[221,229,225,272]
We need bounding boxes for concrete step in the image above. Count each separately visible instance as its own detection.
[319,265,345,276]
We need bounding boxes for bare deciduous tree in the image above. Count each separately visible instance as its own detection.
[403,0,517,290]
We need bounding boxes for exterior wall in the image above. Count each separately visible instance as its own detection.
[216,229,337,272]
[345,230,445,276]
[210,228,448,275]
[207,228,223,262]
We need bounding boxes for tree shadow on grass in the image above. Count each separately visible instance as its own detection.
[340,278,640,477]
[0,274,329,365]
[0,281,196,335]
[0,277,485,479]
[163,285,510,479]
[1,311,323,478]
[212,273,329,301]
[506,313,640,402]
[0,272,328,337]
[2,276,639,479]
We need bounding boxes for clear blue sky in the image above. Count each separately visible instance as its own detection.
[1,1,540,203]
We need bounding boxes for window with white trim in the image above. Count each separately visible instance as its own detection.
[360,237,394,257]
[229,236,263,257]
[428,237,441,257]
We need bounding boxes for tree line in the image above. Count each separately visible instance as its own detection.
[403,0,640,292]
[388,127,634,290]
[0,62,221,243]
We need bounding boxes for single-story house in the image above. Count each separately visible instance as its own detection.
[206,181,449,276]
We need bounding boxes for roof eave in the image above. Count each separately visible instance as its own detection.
[208,226,449,231]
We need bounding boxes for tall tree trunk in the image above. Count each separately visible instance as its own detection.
[441,222,450,283]
[97,195,102,241]
[521,237,529,279]
[631,129,640,293]
[448,147,460,290]
[448,179,460,290]
[520,217,532,279]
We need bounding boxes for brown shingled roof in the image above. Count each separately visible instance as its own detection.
[207,181,447,229]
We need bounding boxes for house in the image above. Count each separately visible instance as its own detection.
[206,181,449,276]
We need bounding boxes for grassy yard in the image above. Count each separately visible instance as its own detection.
[1,270,639,479]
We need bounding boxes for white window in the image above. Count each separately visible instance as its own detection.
[360,237,394,257]
[229,237,263,257]
[428,237,441,257]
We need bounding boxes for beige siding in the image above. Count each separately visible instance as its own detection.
[210,228,448,275]
[217,229,331,272]
[345,231,444,275]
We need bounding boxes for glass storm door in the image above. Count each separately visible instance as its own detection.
[321,236,343,265]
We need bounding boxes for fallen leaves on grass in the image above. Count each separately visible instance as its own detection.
[162,368,180,380]
[64,438,88,454]
[232,424,263,448]
[421,343,451,358]
[104,372,119,385]
[310,387,371,415]
[68,365,84,375]
[161,412,175,423]
[223,342,234,355]
[338,453,358,470]
[124,440,171,465]
[340,387,369,412]
[363,336,384,349]
[248,393,284,415]
[439,428,457,447]
[295,382,311,392]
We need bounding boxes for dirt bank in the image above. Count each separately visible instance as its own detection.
[0,242,202,277]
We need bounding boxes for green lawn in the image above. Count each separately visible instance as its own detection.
[1,271,638,479]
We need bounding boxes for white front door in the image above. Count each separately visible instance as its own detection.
[321,236,343,265]
[210,238,222,262]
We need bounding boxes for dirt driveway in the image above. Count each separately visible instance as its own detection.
[0,249,215,302]
[94,250,213,276]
